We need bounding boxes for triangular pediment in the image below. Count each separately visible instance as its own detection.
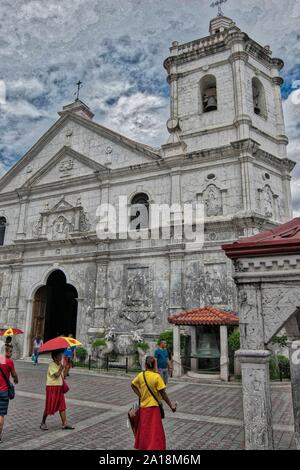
[21,146,109,189]
[0,112,161,194]
[48,197,75,213]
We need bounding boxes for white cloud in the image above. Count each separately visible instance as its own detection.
[103,92,169,144]
[3,100,43,118]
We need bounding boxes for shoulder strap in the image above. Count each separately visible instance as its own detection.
[143,371,160,405]
[0,364,11,388]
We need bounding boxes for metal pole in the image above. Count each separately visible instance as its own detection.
[106,355,109,372]
[126,357,128,374]
[88,355,91,370]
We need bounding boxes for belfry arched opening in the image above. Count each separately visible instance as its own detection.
[30,270,78,352]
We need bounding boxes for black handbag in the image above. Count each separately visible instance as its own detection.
[0,364,15,400]
[143,371,165,419]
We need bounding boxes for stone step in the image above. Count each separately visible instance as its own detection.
[22,354,52,364]
[187,371,221,381]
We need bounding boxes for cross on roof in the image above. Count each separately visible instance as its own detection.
[210,0,228,17]
[74,80,83,101]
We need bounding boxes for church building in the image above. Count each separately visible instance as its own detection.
[0,14,294,358]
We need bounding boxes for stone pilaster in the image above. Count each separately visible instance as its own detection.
[190,326,198,371]
[282,162,294,221]
[16,190,30,239]
[228,41,251,141]
[168,252,184,315]
[288,340,300,449]
[237,349,274,450]
[7,265,22,325]
[173,324,182,377]
[231,140,260,214]
[220,325,229,382]
[272,58,288,159]
[93,259,109,328]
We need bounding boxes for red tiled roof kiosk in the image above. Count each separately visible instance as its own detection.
[168,306,239,381]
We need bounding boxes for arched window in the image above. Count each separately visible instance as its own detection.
[200,75,218,113]
[252,77,267,118]
[130,193,149,230]
[0,217,6,246]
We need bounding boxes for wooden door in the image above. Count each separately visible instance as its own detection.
[30,286,47,355]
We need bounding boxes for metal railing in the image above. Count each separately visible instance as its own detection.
[75,355,141,374]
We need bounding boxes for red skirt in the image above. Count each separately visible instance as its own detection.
[44,385,66,416]
[134,406,166,450]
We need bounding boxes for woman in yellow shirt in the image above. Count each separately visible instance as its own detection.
[131,356,176,450]
[40,349,74,431]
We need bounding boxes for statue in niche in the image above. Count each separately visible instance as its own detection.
[127,274,145,306]
[262,185,273,218]
[125,268,150,308]
[32,216,43,239]
[52,215,72,240]
[203,185,223,217]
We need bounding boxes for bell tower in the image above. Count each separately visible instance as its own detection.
[163,14,294,225]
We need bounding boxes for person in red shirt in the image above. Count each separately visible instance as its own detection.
[0,344,18,443]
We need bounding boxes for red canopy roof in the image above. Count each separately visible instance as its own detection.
[168,306,239,326]
[223,218,300,258]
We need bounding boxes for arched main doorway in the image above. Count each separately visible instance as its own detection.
[30,270,78,352]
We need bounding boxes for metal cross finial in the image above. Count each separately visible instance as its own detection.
[210,0,228,17]
[74,80,83,101]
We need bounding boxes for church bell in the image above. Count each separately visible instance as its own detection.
[197,332,220,359]
[203,87,217,112]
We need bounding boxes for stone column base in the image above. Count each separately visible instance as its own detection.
[236,349,274,450]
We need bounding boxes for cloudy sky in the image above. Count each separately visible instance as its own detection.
[0,0,299,212]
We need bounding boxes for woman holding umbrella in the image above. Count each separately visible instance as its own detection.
[40,349,74,431]
[39,336,81,431]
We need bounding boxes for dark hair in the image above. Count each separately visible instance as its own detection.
[51,349,63,360]
[145,356,156,370]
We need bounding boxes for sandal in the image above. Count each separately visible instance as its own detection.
[62,425,75,430]
[40,423,48,431]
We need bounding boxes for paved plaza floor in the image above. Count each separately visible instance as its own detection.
[0,361,296,450]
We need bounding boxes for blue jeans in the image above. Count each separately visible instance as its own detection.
[33,350,39,364]
[158,368,169,385]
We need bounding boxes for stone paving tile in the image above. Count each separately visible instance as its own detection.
[0,362,296,450]
[0,395,108,449]
[271,389,294,426]
[16,363,135,405]
[167,385,244,419]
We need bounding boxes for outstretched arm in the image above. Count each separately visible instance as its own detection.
[160,389,177,412]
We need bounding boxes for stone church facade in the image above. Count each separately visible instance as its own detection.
[0,15,294,357]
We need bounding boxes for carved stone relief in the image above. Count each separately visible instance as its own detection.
[237,285,264,349]
[32,196,90,240]
[242,366,272,449]
[120,265,155,324]
[257,185,278,219]
[184,261,234,308]
[262,285,300,343]
[203,184,223,217]
[59,159,75,177]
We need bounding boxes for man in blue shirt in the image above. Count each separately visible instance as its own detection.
[154,340,172,384]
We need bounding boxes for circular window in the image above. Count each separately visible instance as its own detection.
[264,173,270,180]
[207,173,216,180]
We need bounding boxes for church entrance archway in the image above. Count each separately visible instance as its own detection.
[30,270,78,351]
